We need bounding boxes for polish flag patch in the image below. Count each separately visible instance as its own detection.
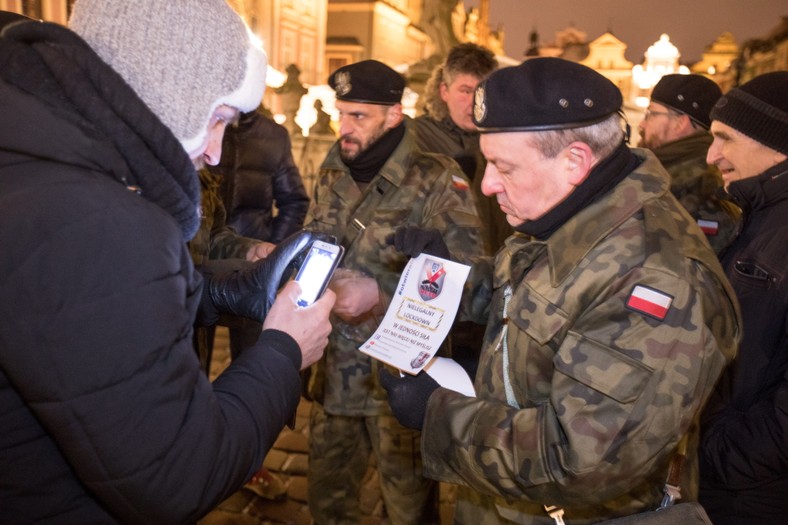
[451,174,469,191]
[697,219,719,236]
[626,285,673,321]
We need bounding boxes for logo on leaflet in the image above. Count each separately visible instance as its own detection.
[418,259,446,301]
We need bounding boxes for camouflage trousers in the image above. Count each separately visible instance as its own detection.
[307,402,439,525]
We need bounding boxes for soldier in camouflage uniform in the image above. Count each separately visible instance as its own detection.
[304,60,483,524]
[638,74,740,254]
[382,58,741,524]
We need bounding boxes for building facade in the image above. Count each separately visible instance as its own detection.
[230,0,328,88]
[580,32,634,97]
[325,0,430,72]
[0,0,73,23]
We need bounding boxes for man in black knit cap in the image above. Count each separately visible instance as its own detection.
[698,70,788,525]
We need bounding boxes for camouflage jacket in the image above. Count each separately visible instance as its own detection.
[305,131,483,415]
[420,149,741,523]
[411,115,512,255]
[653,132,741,255]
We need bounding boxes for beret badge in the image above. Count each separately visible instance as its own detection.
[474,85,487,124]
[335,71,352,97]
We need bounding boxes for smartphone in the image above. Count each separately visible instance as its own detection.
[294,240,344,307]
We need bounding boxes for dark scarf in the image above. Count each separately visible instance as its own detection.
[517,141,639,240]
[344,122,406,183]
[1,20,200,239]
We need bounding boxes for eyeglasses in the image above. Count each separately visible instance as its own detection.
[643,109,678,120]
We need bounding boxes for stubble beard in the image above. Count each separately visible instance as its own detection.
[339,124,388,162]
[339,137,362,162]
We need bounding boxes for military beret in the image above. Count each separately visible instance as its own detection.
[329,60,405,105]
[473,57,622,132]
[650,74,722,129]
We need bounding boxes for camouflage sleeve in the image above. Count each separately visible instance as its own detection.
[418,160,483,258]
[208,226,259,260]
[421,263,737,506]
[458,255,494,324]
[370,159,484,299]
[673,166,742,255]
[207,199,259,260]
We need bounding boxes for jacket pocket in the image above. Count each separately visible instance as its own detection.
[554,331,652,404]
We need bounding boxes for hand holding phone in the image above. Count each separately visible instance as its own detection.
[294,240,344,307]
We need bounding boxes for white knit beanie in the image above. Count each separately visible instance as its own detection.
[69,0,267,156]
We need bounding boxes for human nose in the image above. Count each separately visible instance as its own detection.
[202,127,225,166]
[706,138,721,166]
[338,116,352,137]
[480,164,500,197]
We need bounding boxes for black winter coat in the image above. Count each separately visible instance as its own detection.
[208,110,309,243]
[0,20,301,524]
[699,160,788,525]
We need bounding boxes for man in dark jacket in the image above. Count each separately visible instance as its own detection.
[210,106,310,249]
[207,107,311,359]
[638,73,740,254]
[698,71,788,525]
[0,2,333,523]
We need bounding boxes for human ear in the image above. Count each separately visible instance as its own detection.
[384,104,404,129]
[439,82,450,102]
[565,142,594,186]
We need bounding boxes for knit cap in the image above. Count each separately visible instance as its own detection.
[710,71,788,155]
[69,0,267,156]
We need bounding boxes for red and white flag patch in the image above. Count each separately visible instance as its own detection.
[626,285,673,321]
[697,219,719,236]
[451,174,469,191]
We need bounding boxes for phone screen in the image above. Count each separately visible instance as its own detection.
[294,241,343,307]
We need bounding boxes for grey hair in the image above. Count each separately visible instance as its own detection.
[527,113,625,160]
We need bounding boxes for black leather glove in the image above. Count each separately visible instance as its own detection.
[197,230,331,326]
[386,226,450,260]
[379,370,441,430]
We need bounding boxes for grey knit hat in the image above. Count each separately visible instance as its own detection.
[710,71,788,155]
[69,0,267,156]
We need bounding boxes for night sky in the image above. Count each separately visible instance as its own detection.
[464,0,785,64]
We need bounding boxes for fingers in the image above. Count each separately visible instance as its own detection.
[279,279,302,302]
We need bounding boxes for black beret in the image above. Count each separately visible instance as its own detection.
[473,57,622,132]
[650,74,722,129]
[710,71,788,155]
[329,60,405,105]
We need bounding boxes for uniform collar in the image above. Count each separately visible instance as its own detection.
[495,149,670,288]
[652,131,712,167]
[322,127,415,191]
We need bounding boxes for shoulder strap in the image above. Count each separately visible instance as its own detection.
[660,434,688,508]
